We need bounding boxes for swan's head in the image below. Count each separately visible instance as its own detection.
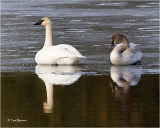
[34,17,51,26]
[109,33,127,49]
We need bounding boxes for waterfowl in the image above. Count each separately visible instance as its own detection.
[34,17,85,65]
[109,33,142,65]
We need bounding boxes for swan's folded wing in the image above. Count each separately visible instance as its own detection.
[122,44,142,64]
[45,46,79,58]
[57,44,85,58]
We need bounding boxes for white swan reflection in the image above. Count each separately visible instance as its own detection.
[35,65,82,113]
[109,65,142,98]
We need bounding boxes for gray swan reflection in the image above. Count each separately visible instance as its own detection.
[35,65,82,113]
[109,65,142,98]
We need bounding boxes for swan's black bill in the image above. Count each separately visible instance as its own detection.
[34,20,44,25]
[109,40,115,49]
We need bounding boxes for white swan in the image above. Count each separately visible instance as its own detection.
[109,33,142,65]
[35,65,82,113]
[34,17,85,65]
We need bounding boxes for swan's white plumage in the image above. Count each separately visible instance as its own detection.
[34,17,85,65]
[110,43,142,65]
[35,44,85,65]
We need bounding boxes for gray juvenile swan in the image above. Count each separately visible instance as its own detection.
[34,17,86,65]
[109,33,142,65]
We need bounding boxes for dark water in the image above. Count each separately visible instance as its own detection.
[1,0,159,127]
[1,72,159,127]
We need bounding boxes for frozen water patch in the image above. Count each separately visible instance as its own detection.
[84,22,101,25]
[29,51,37,53]
[138,29,159,32]
[112,26,128,29]
[96,2,128,7]
[125,19,136,22]
[26,47,35,49]
[92,45,101,47]
[66,30,85,33]
[136,5,154,8]
[147,2,160,5]
[14,23,25,25]
[56,31,65,35]
[136,35,148,38]
[70,19,81,23]
[146,19,160,21]
[6,50,17,52]
[17,15,33,17]
[2,24,14,26]
[138,26,159,32]
[152,34,159,37]
[66,28,92,33]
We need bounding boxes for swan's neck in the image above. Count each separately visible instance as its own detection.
[43,24,52,49]
[122,38,129,49]
[118,38,129,53]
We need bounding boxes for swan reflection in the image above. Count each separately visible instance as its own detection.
[35,65,82,113]
[109,65,142,98]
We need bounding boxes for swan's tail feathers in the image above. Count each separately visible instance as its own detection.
[74,56,86,62]
[80,55,86,59]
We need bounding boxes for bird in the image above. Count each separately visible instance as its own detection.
[34,17,86,65]
[109,33,142,65]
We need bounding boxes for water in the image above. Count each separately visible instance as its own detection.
[1,0,159,127]
[1,71,159,127]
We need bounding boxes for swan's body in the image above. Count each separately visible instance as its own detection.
[34,17,85,65]
[109,33,142,65]
[36,44,85,65]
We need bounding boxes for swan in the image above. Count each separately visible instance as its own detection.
[34,17,86,65]
[109,33,142,65]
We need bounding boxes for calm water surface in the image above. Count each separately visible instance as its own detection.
[1,0,159,127]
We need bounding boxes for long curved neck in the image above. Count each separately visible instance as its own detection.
[122,37,129,49]
[43,24,52,49]
[118,38,129,53]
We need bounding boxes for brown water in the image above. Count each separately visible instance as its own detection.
[1,0,159,127]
